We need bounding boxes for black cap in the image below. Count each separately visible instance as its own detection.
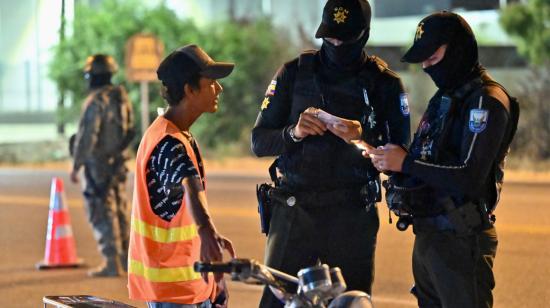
[315,0,371,41]
[157,44,234,86]
[402,11,475,63]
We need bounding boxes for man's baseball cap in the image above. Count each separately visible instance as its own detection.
[157,44,234,86]
[315,0,371,41]
[401,11,475,63]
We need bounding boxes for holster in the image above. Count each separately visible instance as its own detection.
[413,198,486,236]
[440,198,482,236]
[256,183,274,235]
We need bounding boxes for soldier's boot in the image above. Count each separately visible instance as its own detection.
[88,256,124,277]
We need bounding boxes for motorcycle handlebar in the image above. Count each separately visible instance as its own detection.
[193,261,234,274]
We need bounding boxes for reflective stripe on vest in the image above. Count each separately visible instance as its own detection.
[129,259,202,283]
[131,217,198,243]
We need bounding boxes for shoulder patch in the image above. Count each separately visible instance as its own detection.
[265,80,277,96]
[469,109,489,133]
[400,93,410,116]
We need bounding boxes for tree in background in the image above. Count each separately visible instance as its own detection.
[49,0,295,154]
[500,0,550,160]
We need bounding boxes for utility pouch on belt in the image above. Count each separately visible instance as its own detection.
[256,183,273,235]
[441,198,482,236]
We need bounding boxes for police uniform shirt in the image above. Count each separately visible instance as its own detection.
[251,54,410,189]
[146,134,203,222]
[403,73,512,202]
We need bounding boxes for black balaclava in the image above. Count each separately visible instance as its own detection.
[423,30,478,91]
[87,73,112,90]
[320,29,370,70]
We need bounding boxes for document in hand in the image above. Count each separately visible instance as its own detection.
[316,109,347,129]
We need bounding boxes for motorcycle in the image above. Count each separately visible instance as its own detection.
[194,258,373,308]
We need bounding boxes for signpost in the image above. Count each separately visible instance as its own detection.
[125,34,164,134]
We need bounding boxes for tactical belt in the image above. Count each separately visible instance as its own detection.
[269,185,373,211]
[412,200,491,236]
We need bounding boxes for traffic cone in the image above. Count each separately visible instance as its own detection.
[36,177,84,269]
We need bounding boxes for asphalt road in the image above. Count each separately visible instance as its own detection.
[0,168,549,307]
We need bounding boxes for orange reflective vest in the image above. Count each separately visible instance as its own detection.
[128,116,215,304]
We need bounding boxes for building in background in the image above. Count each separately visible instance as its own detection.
[0,0,71,116]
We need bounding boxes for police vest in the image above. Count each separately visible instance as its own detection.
[278,50,397,191]
[410,71,519,212]
[128,116,215,304]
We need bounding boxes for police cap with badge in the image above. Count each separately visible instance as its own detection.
[314,0,372,41]
[401,11,476,64]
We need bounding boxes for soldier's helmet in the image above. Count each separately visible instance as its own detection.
[84,54,118,75]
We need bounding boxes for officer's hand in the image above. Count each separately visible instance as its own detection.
[351,140,375,152]
[294,107,327,139]
[366,143,407,172]
[327,119,362,143]
[198,224,236,282]
[70,170,79,184]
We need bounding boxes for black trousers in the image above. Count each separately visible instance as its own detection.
[412,226,498,308]
[259,196,379,308]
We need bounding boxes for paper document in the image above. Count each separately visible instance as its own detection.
[316,109,346,126]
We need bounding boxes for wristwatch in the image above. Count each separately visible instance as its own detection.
[289,125,303,142]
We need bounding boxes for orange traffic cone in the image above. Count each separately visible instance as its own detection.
[36,177,84,269]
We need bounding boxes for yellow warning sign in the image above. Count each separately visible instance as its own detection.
[125,34,164,82]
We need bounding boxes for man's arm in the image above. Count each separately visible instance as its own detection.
[119,86,135,151]
[251,61,299,157]
[71,100,102,182]
[182,177,235,263]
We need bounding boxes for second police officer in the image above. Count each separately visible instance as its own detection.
[366,12,520,308]
[251,0,410,306]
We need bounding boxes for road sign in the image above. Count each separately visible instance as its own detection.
[125,34,164,133]
[124,34,164,82]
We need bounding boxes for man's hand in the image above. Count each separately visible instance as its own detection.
[365,143,407,172]
[70,169,79,184]
[293,107,327,139]
[214,279,229,308]
[198,223,236,282]
[327,119,363,143]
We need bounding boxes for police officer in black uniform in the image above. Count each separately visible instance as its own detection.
[251,0,410,306]
[365,12,519,308]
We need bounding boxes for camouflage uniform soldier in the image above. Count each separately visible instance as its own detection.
[70,54,135,277]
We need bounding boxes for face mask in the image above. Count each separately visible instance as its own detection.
[321,30,369,69]
[423,34,478,90]
[87,73,112,90]
[423,54,455,90]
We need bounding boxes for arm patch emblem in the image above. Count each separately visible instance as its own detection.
[400,93,410,116]
[265,80,277,96]
[469,109,489,133]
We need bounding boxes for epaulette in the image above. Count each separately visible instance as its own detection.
[368,55,399,79]
[298,49,318,69]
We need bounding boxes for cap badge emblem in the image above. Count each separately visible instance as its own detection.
[333,7,349,24]
[415,22,424,41]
